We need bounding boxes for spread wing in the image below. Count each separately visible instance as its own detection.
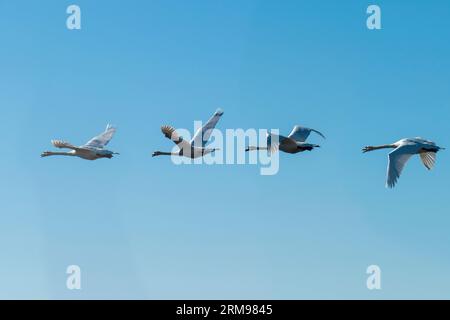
[420,152,436,170]
[288,126,325,142]
[190,109,224,147]
[386,145,415,188]
[161,125,191,150]
[84,124,116,149]
[267,132,295,154]
[51,140,79,150]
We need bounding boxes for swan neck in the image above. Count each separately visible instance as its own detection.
[384,144,397,149]
[156,151,176,156]
[372,144,396,150]
[48,152,74,156]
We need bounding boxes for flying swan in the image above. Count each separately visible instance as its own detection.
[246,125,325,154]
[41,124,119,160]
[362,137,444,188]
[152,109,223,159]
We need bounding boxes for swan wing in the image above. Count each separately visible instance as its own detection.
[420,152,436,170]
[288,126,325,142]
[190,109,224,147]
[51,140,78,150]
[386,145,415,188]
[84,124,116,149]
[161,125,191,150]
[267,132,295,154]
[413,137,436,145]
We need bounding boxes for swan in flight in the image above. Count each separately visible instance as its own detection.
[362,137,444,188]
[152,109,223,159]
[41,124,119,160]
[246,125,325,154]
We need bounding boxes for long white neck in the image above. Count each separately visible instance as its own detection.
[363,144,397,153]
[42,151,75,157]
[246,146,268,152]
[152,151,179,157]
[372,144,397,150]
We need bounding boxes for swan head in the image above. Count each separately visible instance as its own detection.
[362,146,375,153]
[97,149,118,159]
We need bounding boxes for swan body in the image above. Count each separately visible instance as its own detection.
[246,125,325,154]
[153,109,223,159]
[362,137,444,188]
[41,125,119,160]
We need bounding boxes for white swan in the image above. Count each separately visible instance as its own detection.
[246,125,325,154]
[362,137,444,188]
[152,109,223,159]
[41,124,119,160]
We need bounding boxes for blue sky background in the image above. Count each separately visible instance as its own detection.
[0,0,449,299]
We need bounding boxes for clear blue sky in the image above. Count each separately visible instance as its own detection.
[0,0,449,299]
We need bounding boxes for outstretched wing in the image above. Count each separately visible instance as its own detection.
[84,124,117,149]
[420,152,436,170]
[386,145,415,188]
[190,109,224,147]
[267,132,295,154]
[288,126,325,142]
[51,140,78,150]
[161,125,191,150]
